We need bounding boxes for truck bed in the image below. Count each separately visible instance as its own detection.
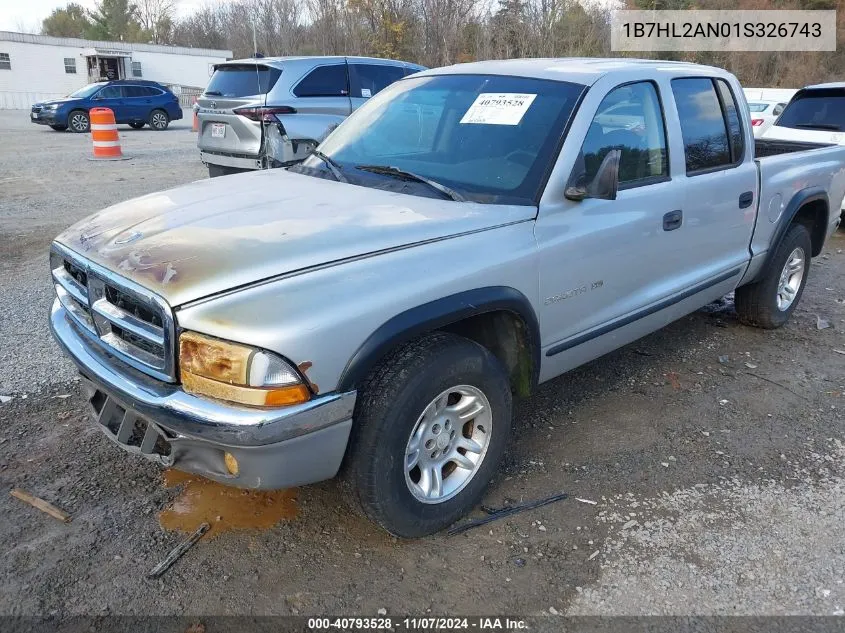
[754,138,831,158]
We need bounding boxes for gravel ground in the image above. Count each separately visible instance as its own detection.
[0,109,204,395]
[1,109,845,617]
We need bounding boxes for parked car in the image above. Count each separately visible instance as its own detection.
[748,99,787,137]
[30,80,183,133]
[761,82,845,219]
[49,59,845,537]
[196,56,426,178]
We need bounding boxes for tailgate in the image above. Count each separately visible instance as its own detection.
[197,64,282,157]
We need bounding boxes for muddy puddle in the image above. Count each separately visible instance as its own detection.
[159,470,298,537]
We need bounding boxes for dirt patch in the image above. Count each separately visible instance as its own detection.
[159,470,298,537]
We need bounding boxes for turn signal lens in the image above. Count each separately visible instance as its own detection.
[178,331,310,408]
[751,118,764,127]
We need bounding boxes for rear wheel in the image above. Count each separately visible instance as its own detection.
[68,110,89,133]
[49,124,67,131]
[148,109,169,130]
[343,332,512,537]
[128,121,145,129]
[736,223,812,329]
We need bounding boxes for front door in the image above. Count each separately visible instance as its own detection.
[535,80,684,370]
[92,85,128,122]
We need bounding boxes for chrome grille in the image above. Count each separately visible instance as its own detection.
[51,244,176,382]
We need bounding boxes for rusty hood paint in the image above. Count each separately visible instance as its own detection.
[56,168,537,306]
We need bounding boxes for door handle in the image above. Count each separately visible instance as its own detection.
[663,210,683,231]
[739,191,754,209]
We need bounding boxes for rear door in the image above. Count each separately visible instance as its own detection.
[348,62,407,111]
[669,77,757,282]
[290,61,352,115]
[197,63,283,157]
[121,85,147,120]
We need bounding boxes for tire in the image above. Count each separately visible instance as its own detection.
[68,110,89,133]
[148,109,169,130]
[50,124,67,131]
[343,332,513,538]
[128,121,145,129]
[207,164,248,178]
[736,223,812,329]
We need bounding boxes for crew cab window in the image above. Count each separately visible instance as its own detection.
[294,64,349,97]
[351,63,405,98]
[671,78,732,173]
[774,88,845,132]
[580,81,668,187]
[715,79,745,163]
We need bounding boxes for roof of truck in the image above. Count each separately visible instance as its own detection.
[416,57,731,86]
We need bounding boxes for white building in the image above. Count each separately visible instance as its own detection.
[0,31,232,109]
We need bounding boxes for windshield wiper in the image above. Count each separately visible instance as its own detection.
[794,123,842,131]
[204,90,223,96]
[311,150,348,183]
[356,165,466,202]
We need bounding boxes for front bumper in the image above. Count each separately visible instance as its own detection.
[50,300,355,489]
[30,110,60,125]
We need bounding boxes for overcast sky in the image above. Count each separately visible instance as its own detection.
[0,0,203,33]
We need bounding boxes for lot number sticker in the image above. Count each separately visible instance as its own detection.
[460,93,537,125]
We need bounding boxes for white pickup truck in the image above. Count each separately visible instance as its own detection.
[49,59,845,537]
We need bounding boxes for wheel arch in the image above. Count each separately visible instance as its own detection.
[336,287,541,398]
[759,187,829,277]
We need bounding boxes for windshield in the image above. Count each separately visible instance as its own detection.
[205,64,282,97]
[68,83,105,98]
[775,89,845,131]
[748,102,770,112]
[293,74,585,205]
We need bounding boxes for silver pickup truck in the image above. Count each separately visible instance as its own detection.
[49,59,845,537]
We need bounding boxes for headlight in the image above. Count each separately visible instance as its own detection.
[43,104,58,110]
[179,331,310,407]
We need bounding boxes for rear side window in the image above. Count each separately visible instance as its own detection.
[294,64,348,97]
[351,63,405,98]
[205,65,282,98]
[123,86,144,97]
[715,79,745,162]
[775,88,845,132]
[671,78,732,173]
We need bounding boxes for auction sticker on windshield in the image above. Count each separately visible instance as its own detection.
[460,93,537,125]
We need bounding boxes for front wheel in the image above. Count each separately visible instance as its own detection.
[736,223,812,329]
[148,109,169,130]
[343,332,512,537]
[68,110,89,133]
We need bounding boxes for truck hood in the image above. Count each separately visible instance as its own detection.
[56,169,535,306]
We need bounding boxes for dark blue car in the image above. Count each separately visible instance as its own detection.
[30,79,183,133]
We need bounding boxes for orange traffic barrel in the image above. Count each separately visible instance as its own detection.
[192,97,199,132]
[88,107,128,161]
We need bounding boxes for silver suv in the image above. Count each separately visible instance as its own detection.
[197,55,425,177]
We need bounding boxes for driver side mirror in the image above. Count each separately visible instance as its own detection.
[564,149,621,202]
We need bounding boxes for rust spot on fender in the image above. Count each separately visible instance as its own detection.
[159,470,298,538]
